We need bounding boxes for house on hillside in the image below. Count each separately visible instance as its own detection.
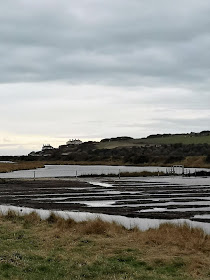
[28,151,40,156]
[42,144,54,151]
[66,139,82,145]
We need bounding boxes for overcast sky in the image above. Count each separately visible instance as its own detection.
[1,0,210,155]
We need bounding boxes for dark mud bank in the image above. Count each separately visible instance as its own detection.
[0,178,210,223]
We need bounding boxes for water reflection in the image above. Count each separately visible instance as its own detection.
[0,204,210,234]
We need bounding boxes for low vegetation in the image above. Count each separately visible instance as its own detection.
[79,171,166,177]
[0,211,210,279]
[0,162,45,173]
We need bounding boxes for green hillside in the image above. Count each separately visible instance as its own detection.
[139,134,210,145]
[97,139,142,149]
[98,132,210,149]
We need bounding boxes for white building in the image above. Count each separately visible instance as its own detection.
[66,139,82,145]
[42,144,54,151]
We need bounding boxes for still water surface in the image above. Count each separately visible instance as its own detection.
[0,164,209,178]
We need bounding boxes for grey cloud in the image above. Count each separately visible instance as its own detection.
[1,0,210,88]
[1,0,210,155]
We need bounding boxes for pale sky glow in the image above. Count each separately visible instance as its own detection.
[1,0,210,155]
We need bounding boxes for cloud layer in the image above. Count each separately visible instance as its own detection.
[1,0,210,154]
[1,0,210,87]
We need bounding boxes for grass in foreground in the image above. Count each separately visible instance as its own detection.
[0,212,210,279]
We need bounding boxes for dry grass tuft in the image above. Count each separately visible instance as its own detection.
[4,210,20,219]
[24,211,41,224]
[80,218,110,235]
[56,217,77,230]
[46,213,60,224]
[140,223,210,251]
[45,214,77,232]
[79,218,125,236]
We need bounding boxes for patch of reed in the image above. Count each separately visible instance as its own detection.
[56,217,77,230]
[79,218,125,235]
[141,223,210,252]
[24,211,41,224]
[0,161,45,173]
[46,213,60,224]
[45,213,77,232]
[4,210,20,220]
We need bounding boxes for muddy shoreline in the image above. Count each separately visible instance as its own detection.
[0,178,210,223]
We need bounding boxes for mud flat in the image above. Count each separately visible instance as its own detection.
[0,177,210,224]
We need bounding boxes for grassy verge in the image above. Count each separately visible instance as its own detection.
[0,162,45,173]
[0,211,210,279]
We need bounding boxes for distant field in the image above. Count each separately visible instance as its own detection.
[139,135,210,145]
[97,140,143,149]
[97,135,210,149]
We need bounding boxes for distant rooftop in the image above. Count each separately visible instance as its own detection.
[42,144,54,151]
[66,139,82,145]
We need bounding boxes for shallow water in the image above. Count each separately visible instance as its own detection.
[140,207,210,212]
[1,204,210,234]
[1,175,210,232]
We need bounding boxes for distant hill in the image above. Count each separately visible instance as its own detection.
[98,131,210,149]
[139,131,210,145]
[1,131,210,168]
